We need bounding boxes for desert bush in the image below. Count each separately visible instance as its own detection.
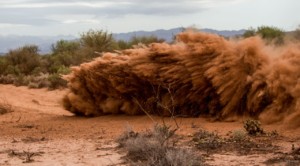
[47,73,67,90]
[0,98,13,115]
[51,40,80,55]
[129,35,165,46]
[117,40,131,50]
[80,29,118,56]
[193,129,223,150]
[244,119,264,136]
[116,124,201,166]
[5,45,41,75]
[243,26,285,45]
[257,26,284,44]
[0,74,15,84]
[0,73,59,89]
[291,26,300,41]
[0,57,8,75]
[228,130,249,142]
[49,40,85,68]
[243,27,256,38]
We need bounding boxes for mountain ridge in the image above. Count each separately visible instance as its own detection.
[0,28,246,54]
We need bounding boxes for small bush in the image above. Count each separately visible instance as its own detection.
[228,130,249,142]
[116,124,201,166]
[48,74,67,90]
[243,27,256,38]
[193,129,223,150]
[244,119,264,136]
[0,98,13,115]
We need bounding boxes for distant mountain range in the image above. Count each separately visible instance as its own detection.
[114,28,246,42]
[0,28,246,54]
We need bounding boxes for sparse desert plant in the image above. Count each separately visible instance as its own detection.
[193,129,223,151]
[8,150,43,163]
[116,125,139,147]
[244,119,264,136]
[0,98,13,115]
[228,130,249,142]
[116,124,201,166]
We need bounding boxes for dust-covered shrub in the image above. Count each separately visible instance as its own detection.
[0,98,13,115]
[116,124,201,166]
[228,130,249,142]
[244,119,265,136]
[193,129,224,151]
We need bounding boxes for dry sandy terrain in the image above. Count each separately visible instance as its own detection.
[0,84,300,165]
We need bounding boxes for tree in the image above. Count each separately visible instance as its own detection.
[80,29,118,55]
[243,27,256,38]
[129,35,165,46]
[256,26,284,44]
[243,26,285,45]
[51,40,80,55]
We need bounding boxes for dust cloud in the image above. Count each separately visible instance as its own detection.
[63,31,300,128]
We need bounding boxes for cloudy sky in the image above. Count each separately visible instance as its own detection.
[0,0,299,36]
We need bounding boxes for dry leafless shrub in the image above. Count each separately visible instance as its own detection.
[8,150,44,163]
[116,124,201,166]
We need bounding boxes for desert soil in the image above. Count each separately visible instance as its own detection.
[0,84,299,166]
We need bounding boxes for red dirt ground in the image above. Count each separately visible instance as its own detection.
[0,85,299,165]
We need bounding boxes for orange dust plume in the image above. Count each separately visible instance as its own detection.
[63,31,300,128]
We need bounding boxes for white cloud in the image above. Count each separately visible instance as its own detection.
[0,23,30,28]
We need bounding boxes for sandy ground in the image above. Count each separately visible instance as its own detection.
[0,84,300,165]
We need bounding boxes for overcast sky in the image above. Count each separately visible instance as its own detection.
[0,0,299,36]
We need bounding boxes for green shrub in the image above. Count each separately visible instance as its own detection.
[48,74,67,89]
[292,26,300,41]
[80,29,118,56]
[51,40,80,55]
[5,45,41,75]
[243,27,256,38]
[117,40,131,50]
[243,26,285,45]
[0,57,8,75]
[129,35,165,47]
[257,26,284,44]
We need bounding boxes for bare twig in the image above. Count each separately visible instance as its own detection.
[132,97,156,123]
